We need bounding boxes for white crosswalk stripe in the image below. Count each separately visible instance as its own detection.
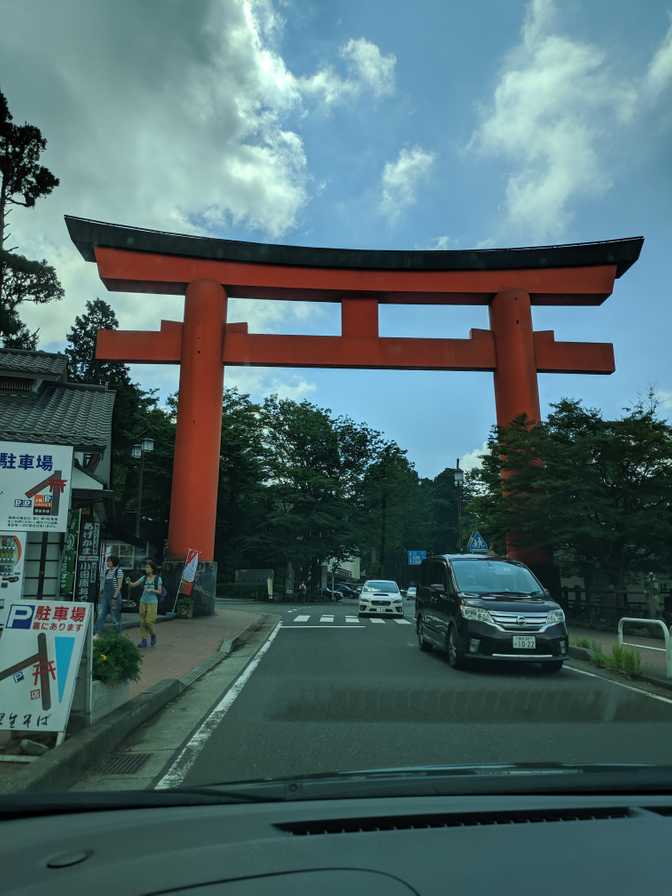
[293,615,310,622]
[370,618,385,624]
[345,616,359,623]
[319,615,334,623]
[284,614,413,628]
[394,618,412,625]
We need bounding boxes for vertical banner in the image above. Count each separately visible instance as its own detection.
[179,548,199,596]
[172,548,199,614]
[0,532,27,628]
[59,509,81,598]
[75,519,101,604]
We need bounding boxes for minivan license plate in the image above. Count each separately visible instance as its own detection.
[513,635,536,649]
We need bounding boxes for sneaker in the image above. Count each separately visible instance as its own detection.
[137,639,148,648]
[150,634,157,647]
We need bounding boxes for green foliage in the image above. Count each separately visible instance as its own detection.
[0,90,61,347]
[575,637,592,649]
[65,299,175,545]
[471,397,672,588]
[605,643,641,677]
[92,632,142,685]
[589,641,607,668]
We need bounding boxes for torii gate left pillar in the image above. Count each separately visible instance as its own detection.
[65,216,643,604]
[169,279,227,561]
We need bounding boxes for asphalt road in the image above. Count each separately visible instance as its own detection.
[175,599,672,786]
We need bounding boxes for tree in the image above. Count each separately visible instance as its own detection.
[0,90,62,347]
[65,299,162,534]
[472,398,672,589]
[0,250,64,347]
[259,397,383,590]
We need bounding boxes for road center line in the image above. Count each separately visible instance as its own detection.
[155,622,281,790]
[565,664,672,706]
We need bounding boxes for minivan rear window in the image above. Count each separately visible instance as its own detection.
[452,560,542,595]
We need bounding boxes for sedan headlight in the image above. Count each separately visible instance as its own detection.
[546,609,565,625]
[460,605,495,625]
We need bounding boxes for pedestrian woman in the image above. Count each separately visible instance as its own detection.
[127,560,163,648]
[95,554,124,635]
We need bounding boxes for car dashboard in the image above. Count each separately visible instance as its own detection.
[3,791,672,895]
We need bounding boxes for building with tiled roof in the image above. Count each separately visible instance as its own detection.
[0,347,116,602]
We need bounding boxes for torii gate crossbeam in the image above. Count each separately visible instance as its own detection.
[65,216,643,583]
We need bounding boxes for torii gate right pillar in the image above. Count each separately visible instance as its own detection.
[490,288,550,571]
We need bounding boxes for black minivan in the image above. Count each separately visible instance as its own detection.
[416,554,568,671]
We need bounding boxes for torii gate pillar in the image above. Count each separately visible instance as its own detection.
[168,279,227,560]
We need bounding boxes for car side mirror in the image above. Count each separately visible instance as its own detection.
[543,588,551,599]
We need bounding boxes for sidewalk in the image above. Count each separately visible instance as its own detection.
[569,623,670,681]
[111,607,264,698]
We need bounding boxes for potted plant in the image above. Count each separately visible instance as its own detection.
[91,632,142,722]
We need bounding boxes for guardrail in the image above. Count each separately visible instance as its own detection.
[618,617,672,679]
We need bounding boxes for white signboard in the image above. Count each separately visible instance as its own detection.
[0,599,92,733]
[0,442,73,533]
[0,531,27,628]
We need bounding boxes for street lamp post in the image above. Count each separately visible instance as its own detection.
[132,437,155,539]
[454,458,464,553]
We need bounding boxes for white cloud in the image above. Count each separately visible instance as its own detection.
[298,37,396,106]
[379,146,436,221]
[341,38,396,97]
[646,18,672,97]
[470,0,639,239]
[460,441,489,472]
[427,235,458,250]
[0,0,393,346]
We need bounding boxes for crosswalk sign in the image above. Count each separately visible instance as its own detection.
[467,531,489,553]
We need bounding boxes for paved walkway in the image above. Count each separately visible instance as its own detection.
[570,623,670,681]
[118,608,263,697]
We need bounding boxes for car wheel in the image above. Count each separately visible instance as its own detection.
[417,618,431,651]
[446,623,465,669]
[540,660,563,673]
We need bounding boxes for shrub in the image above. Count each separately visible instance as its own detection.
[93,632,142,685]
[621,646,641,677]
[575,637,591,649]
[590,641,607,668]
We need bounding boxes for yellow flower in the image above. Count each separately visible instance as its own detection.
[100,654,108,662]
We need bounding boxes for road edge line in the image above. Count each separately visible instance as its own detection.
[154,622,282,790]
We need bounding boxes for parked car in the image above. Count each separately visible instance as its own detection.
[359,580,404,617]
[405,586,417,600]
[333,582,358,599]
[320,586,343,601]
[415,554,568,671]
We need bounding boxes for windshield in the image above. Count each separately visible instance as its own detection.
[452,561,543,596]
[1,0,671,807]
[365,581,400,593]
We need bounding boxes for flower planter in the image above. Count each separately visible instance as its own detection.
[91,679,130,723]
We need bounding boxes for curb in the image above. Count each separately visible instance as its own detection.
[2,612,269,794]
[568,645,672,693]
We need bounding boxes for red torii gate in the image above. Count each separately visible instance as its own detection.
[66,216,642,581]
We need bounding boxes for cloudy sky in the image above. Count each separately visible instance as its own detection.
[1,0,671,476]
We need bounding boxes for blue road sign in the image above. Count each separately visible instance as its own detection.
[407,549,427,566]
[467,531,489,553]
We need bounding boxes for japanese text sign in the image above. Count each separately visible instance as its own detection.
[0,442,73,532]
[0,600,92,732]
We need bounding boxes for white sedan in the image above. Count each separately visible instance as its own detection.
[358,580,404,617]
